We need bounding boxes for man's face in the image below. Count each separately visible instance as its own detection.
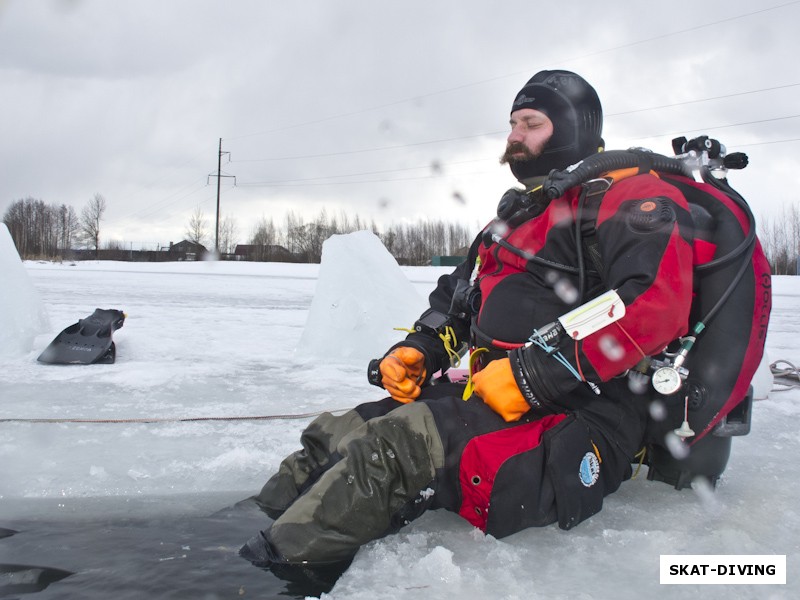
[500,108,554,166]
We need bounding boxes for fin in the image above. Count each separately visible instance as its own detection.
[0,528,17,539]
[0,563,73,595]
[37,308,125,365]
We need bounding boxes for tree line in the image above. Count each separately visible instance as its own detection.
[240,208,475,264]
[6,193,800,272]
[191,202,800,271]
[758,203,800,275]
[3,195,106,259]
[2,196,476,265]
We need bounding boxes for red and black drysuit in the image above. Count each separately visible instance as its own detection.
[253,172,695,566]
[397,173,694,533]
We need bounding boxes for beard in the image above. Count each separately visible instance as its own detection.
[499,141,539,166]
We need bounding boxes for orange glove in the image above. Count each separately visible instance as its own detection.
[473,357,531,422]
[380,347,427,403]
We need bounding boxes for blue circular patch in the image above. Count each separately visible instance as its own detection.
[579,452,600,487]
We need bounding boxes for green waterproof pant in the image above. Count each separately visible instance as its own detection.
[260,400,445,563]
[254,380,643,566]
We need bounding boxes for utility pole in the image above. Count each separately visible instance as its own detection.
[208,138,236,254]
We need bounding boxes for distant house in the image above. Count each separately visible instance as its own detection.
[165,240,208,261]
[233,244,296,262]
[431,245,469,267]
[64,240,209,262]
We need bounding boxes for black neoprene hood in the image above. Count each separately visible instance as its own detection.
[509,69,604,181]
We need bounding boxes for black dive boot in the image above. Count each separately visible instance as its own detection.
[239,529,354,591]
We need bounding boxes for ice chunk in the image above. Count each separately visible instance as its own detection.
[298,231,426,361]
[0,224,50,357]
[751,351,774,400]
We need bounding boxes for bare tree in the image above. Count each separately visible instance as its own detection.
[79,193,107,256]
[250,216,279,261]
[218,214,239,255]
[2,197,83,258]
[185,206,209,247]
[58,204,79,252]
[285,211,303,255]
[760,204,800,275]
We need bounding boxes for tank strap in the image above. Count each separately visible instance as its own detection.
[578,167,662,278]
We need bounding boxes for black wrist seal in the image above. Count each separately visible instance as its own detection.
[367,358,383,388]
[509,346,560,413]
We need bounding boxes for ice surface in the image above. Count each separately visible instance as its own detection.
[0,247,798,599]
[0,224,49,357]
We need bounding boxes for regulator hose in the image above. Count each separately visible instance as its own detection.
[691,166,757,328]
[542,149,690,200]
[693,168,757,275]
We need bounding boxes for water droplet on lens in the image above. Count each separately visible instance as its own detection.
[649,399,667,421]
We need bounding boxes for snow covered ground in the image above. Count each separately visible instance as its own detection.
[1,230,798,599]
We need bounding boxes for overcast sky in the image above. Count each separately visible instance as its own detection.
[2,0,798,250]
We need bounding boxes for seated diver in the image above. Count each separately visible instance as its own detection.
[239,69,769,588]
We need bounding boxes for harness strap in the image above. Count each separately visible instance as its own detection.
[577,168,662,278]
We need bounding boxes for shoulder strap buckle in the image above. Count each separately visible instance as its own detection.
[581,177,612,198]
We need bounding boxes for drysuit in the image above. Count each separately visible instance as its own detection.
[247,172,695,570]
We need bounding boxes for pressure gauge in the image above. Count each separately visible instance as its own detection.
[652,366,682,395]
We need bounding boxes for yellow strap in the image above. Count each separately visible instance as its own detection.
[631,447,647,479]
[438,326,462,368]
[394,326,416,334]
[591,440,603,464]
[393,325,463,368]
[462,348,489,400]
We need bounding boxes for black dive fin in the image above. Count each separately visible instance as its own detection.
[37,308,126,365]
[0,563,73,595]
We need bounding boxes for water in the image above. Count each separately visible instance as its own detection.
[0,496,327,599]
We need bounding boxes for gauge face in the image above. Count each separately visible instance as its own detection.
[652,366,682,395]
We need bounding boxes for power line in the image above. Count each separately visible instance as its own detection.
[232,130,505,163]
[223,1,800,141]
[236,137,799,189]
[105,2,800,230]
[237,157,497,187]
[118,178,209,221]
[237,170,497,189]
[234,110,798,185]
[607,83,800,117]
[229,84,797,164]
[124,2,798,223]
[213,133,800,190]
[556,1,800,70]
[628,114,800,140]
[105,147,211,219]
[234,135,800,190]
[731,137,800,148]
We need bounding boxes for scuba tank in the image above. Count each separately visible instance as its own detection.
[541,136,772,489]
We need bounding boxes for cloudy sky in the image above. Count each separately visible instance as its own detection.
[2,0,798,250]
